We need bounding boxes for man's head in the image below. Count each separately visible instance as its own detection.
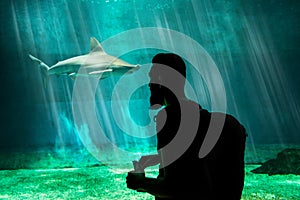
[149,53,187,109]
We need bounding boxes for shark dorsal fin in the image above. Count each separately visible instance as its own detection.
[90,37,105,53]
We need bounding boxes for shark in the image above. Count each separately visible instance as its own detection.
[29,37,139,86]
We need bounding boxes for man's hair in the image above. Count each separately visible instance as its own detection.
[152,53,186,78]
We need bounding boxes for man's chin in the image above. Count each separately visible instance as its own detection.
[150,104,163,110]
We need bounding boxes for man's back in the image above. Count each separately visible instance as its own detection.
[156,100,246,199]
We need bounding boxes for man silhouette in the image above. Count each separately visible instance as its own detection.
[126,53,247,199]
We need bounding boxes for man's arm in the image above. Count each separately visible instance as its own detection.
[127,154,177,198]
[127,174,176,198]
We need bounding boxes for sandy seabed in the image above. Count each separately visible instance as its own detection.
[0,165,299,199]
[0,144,299,199]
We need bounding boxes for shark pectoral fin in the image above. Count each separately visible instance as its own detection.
[68,73,77,80]
[88,69,113,75]
[89,69,112,79]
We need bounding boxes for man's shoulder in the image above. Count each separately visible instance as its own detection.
[207,111,239,121]
[201,110,245,130]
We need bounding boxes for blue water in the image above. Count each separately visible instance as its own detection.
[0,0,299,159]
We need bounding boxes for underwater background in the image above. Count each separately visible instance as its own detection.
[0,0,299,199]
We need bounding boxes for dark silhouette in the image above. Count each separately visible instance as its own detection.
[126,53,247,199]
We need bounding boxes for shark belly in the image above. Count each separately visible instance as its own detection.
[48,64,81,76]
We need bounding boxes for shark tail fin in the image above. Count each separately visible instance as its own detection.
[29,54,50,88]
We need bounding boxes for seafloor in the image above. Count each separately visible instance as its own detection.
[0,144,299,200]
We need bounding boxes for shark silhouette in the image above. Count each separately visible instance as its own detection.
[29,37,139,87]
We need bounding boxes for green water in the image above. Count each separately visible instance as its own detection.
[0,0,299,199]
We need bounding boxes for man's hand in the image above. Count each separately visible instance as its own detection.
[126,171,146,192]
[138,155,160,169]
